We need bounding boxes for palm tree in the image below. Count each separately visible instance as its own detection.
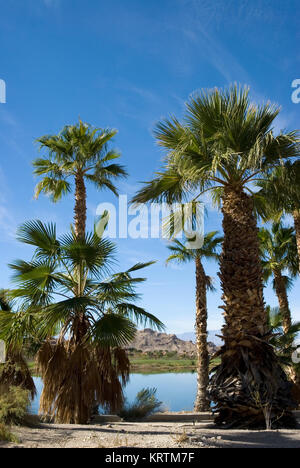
[266,306,300,370]
[256,161,300,272]
[1,220,163,424]
[266,306,300,394]
[259,223,298,334]
[0,290,36,399]
[133,85,300,427]
[166,232,223,411]
[33,120,127,239]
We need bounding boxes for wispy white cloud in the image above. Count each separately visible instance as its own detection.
[176,2,251,84]
[126,86,159,104]
[0,203,17,239]
[118,181,142,197]
[43,0,60,8]
[166,262,183,272]
[0,110,29,163]
[272,112,297,134]
[0,109,17,127]
[0,168,17,240]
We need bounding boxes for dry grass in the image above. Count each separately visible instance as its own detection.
[171,429,189,444]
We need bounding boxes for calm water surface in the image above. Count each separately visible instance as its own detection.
[30,372,198,414]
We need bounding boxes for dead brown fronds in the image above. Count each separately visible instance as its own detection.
[37,340,130,424]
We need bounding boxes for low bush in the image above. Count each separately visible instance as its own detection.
[0,386,30,425]
[0,423,18,443]
[118,387,163,421]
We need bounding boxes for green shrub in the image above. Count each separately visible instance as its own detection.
[0,423,19,443]
[166,351,177,359]
[0,386,30,425]
[118,387,163,421]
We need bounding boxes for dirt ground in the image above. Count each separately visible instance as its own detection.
[1,421,300,448]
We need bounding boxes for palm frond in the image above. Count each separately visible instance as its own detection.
[133,84,300,208]
[114,303,165,331]
[92,314,137,348]
[16,220,59,258]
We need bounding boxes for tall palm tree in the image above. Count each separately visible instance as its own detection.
[256,161,300,272]
[166,232,223,411]
[259,223,298,334]
[133,85,300,427]
[33,120,127,239]
[0,220,163,424]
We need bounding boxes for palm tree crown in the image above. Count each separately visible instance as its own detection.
[166,231,223,266]
[255,161,300,273]
[33,120,127,238]
[259,223,298,333]
[266,306,300,389]
[256,161,300,219]
[259,223,298,285]
[133,85,299,205]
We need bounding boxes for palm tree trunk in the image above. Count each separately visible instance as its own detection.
[73,315,90,424]
[73,171,89,421]
[273,272,298,385]
[293,210,300,274]
[273,271,291,334]
[208,187,296,428]
[194,257,210,412]
[74,171,87,239]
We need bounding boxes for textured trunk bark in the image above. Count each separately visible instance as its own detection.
[293,210,300,274]
[194,257,210,412]
[73,171,88,421]
[208,187,296,428]
[220,188,266,341]
[74,171,87,240]
[273,272,297,383]
[77,348,89,425]
[71,296,90,423]
[273,271,291,335]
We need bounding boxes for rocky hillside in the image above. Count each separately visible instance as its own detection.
[127,329,218,356]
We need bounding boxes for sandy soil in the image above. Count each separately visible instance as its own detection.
[1,421,300,448]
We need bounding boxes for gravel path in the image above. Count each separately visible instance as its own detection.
[1,421,300,448]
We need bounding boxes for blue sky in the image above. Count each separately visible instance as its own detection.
[0,0,299,334]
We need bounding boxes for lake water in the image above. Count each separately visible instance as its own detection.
[30,372,198,414]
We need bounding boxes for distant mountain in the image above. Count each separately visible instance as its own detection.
[127,329,218,355]
[176,330,223,347]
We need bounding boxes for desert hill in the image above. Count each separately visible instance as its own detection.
[127,329,218,356]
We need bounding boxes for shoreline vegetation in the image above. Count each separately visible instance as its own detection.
[27,352,221,375]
